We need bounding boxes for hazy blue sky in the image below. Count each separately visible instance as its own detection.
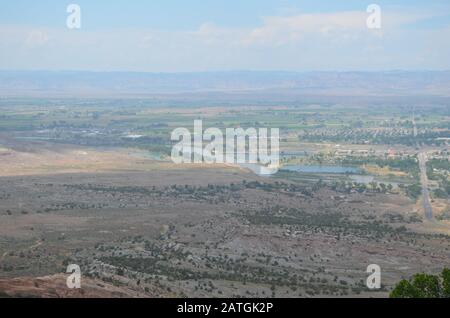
[1,0,449,72]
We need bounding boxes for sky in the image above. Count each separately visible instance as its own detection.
[0,0,449,72]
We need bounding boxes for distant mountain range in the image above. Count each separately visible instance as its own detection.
[1,70,450,97]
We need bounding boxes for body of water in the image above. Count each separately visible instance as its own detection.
[349,175,374,184]
[130,151,165,161]
[281,165,361,174]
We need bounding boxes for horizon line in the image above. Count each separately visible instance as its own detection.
[1,69,450,75]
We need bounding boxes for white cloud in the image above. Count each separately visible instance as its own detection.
[186,10,437,48]
[0,9,448,72]
[25,30,50,47]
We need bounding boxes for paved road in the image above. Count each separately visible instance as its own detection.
[413,109,433,220]
[418,152,433,220]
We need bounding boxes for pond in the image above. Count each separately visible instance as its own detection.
[281,165,362,174]
[129,151,166,161]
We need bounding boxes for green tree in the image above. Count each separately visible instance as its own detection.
[386,184,393,193]
[390,280,418,298]
[442,268,450,297]
[390,269,450,298]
